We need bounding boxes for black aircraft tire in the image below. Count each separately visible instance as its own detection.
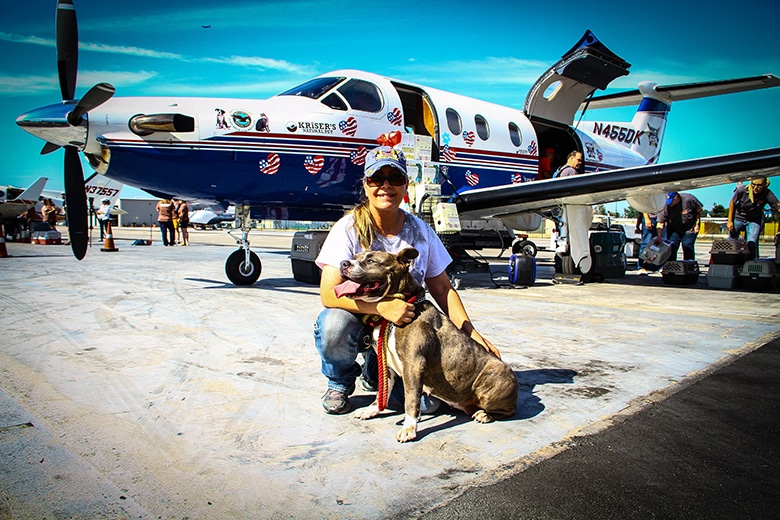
[560,253,576,275]
[225,249,262,285]
[512,239,538,257]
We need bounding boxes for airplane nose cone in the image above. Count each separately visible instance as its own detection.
[16,101,87,149]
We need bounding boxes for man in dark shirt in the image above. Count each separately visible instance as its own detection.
[727,178,779,259]
[656,191,703,262]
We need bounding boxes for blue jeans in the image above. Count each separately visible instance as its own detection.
[729,219,761,260]
[666,228,697,261]
[638,218,657,270]
[158,220,175,245]
[313,308,369,395]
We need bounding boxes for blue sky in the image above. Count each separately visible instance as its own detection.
[1,0,779,212]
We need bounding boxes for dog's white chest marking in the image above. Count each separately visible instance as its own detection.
[371,325,404,375]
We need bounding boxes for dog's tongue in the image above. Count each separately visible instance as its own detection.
[333,280,363,299]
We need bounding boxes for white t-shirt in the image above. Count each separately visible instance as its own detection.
[315,210,452,285]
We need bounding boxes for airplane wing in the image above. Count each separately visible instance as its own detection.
[455,147,780,219]
[581,74,780,110]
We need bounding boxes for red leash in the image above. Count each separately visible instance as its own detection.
[375,295,417,411]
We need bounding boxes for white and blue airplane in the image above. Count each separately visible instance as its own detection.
[16,0,780,284]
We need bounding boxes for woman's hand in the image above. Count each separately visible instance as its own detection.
[470,330,502,359]
[377,298,415,326]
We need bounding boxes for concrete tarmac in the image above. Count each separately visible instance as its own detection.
[1,227,778,519]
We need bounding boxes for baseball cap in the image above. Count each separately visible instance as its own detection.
[364,146,407,178]
[666,192,678,205]
[102,197,110,203]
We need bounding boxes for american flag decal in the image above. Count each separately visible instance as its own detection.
[462,131,475,147]
[350,146,368,165]
[465,170,479,186]
[339,117,358,136]
[387,108,403,126]
[440,144,456,162]
[597,149,603,162]
[304,155,324,174]
[527,141,538,156]
[259,153,280,175]
[511,172,524,184]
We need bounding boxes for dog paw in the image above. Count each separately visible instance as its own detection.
[472,410,495,423]
[396,426,417,442]
[354,405,380,420]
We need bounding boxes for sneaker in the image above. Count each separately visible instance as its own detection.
[321,389,350,415]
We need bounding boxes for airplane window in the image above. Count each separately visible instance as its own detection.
[543,81,562,100]
[508,122,522,147]
[321,93,347,111]
[475,114,490,140]
[446,108,462,135]
[338,79,383,112]
[278,77,345,99]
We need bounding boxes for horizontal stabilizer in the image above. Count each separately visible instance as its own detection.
[582,74,780,110]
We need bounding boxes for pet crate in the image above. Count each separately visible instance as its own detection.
[662,260,700,285]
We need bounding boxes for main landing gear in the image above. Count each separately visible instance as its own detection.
[225,205,261,285]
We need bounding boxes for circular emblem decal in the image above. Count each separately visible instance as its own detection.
[286,121,298,132]
[231,110,252,129]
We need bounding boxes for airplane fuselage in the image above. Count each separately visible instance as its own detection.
[18,69,650,221]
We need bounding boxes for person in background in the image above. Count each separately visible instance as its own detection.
[177,199,190,246]
[95,197,112,240]
[727,177,779,260]
[172,198,182,244]
[656,191,702,262]
[553,151,583,178]
[156,198,176,246]
[537,147,556,180]
[313,135,499,415]
[41,199,58,227]
[636,211,660,274]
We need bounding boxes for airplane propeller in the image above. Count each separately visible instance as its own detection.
[54,0,115,260]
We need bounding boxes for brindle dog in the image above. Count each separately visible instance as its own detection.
[335,248,518,442]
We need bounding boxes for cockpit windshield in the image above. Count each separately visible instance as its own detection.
[277,77,345,99]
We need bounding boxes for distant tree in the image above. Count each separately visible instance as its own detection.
[594,204,607,215]
[710,203,728,218]
[623,206,639,219]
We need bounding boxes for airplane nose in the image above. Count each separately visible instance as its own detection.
[16,101,87,149]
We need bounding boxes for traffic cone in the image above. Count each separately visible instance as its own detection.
[100,221,119,252]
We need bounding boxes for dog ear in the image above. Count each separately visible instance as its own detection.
[397,248,419,266]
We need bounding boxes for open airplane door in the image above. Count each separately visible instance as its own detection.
[524,30,631,125]
[522,31,632,274]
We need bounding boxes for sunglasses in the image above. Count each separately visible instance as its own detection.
[365,172,407,187]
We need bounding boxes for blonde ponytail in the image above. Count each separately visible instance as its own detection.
[350,199,376,250]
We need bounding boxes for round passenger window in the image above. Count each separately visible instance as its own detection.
[446,108,462,135]
[475,114,489,140]
[508,122,522,147]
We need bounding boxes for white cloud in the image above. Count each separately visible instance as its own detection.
[0,73,57,94]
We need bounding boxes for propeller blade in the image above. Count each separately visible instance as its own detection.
[41,142,62,155]
[56,0,78,101]
[67,83,116,126]
[64,146,88,260]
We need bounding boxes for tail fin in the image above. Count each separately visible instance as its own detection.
[16,177,48,202]
[84,173,123,208]
[628,81,672,164]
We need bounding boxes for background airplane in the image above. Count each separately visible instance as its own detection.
[0,177,47,220]
[11,1,780,284]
